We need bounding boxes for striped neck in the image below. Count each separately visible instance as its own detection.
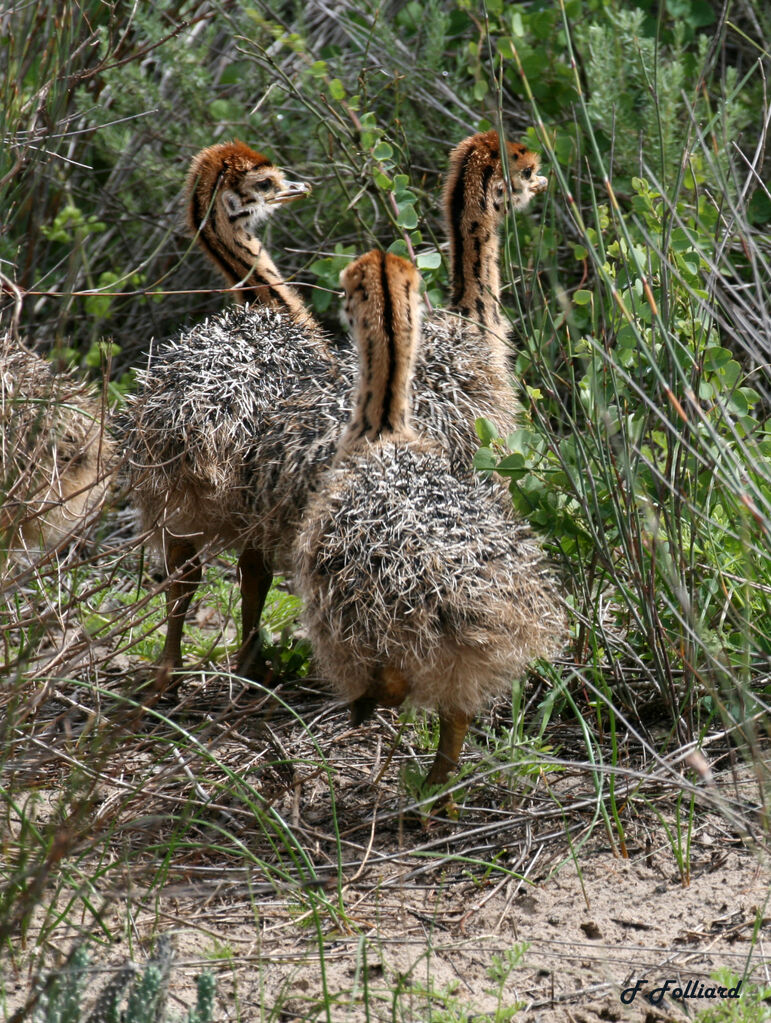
[192,198,314,327]
[446,148,506,340]
[340,252,420,453]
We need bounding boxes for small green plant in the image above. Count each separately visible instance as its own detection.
[693,969,771,1022]
[30,938,215,1023]
[647,787,696,886]
[485,942,530,1020]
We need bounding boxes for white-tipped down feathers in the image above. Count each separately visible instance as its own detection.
[293,246,564,723]
[1,337,114,550]
[121,306,517,566]
[121,304,344,555]
[294,425,565,719]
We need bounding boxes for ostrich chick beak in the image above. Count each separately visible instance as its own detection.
[532,174,548,195]
[269,180,312,205]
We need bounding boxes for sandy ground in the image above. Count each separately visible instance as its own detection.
[3,670,769,1023]
[147,837,768,1023]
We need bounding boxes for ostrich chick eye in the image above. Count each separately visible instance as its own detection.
[522,168,532,180]
[256,179,273,192]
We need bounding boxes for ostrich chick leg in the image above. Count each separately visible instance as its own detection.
[157,538,202,680]
[350,665,410,724]
[235,546,274,678]
[424,710,473,788]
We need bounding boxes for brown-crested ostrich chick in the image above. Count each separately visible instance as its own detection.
[1,336,114,551]
[415,128,548,454]
[122,132,547,682]
[293,251,565,791]
[122,140,334,679]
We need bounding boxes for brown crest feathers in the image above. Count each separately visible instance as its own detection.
[186,140,273,234]
[185,140,315,326]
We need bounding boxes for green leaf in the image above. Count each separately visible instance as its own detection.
[498,38,516,60]
[473,79,488,101]
[372,140,393,161]
[669,228,693,252]
[386,238,409,257]
[328,78,345,100]
[416,250,441,269]
[703,345,733,372]
[720,360,741,388]
[616,324,637,350]
[738,387,760,408]
[396,204,418,230]
[573,289,592,306]
[473,447,497,471]
[475,417,500,444]
[496,452,526,474]
[312,289,333,314]
[505,428,537,455]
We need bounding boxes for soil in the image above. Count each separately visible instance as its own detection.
[156,839,769,1023]
[3,672,770,1023]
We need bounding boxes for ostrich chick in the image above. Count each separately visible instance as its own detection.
[414,129,548,462]
[122,141,331,680]
[294,251,565,792]
[1,337,114,551]
[444,128,547,336]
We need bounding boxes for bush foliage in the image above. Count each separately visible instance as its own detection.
[3,0,769,727]
[1,2,769,1006]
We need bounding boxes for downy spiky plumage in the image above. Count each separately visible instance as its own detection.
[1,336,115,551]
[122,133,547,680]
[294,252,565,790]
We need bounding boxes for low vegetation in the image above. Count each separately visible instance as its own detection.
[1,1,768,1019]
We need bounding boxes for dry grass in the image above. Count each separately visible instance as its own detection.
[2,3,770,1020]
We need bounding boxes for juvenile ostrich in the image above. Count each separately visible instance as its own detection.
[294,251,565,791]
[1,337,114,551]
[123,132,548,680]
[122,140,336,679]
[413,129,548,461]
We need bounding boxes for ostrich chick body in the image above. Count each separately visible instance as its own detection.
[294,251,565,790]
[1,337,114,551]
